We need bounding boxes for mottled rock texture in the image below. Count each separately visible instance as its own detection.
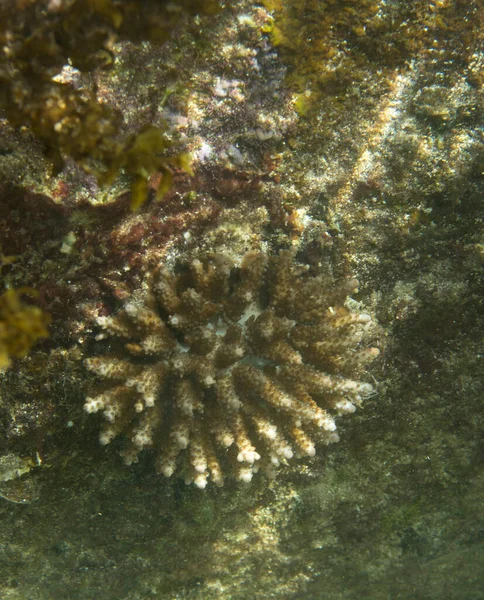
[0,0,482,598]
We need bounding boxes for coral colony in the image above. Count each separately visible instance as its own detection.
[84,250,379,488]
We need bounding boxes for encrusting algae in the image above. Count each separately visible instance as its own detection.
[84,250,379,488]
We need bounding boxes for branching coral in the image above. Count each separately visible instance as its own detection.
[84,250,379,487]
[0,288,50,370]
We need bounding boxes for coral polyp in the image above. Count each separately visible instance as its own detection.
[84,250,378,488]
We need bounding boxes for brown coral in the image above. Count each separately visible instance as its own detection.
[84,250,379,487]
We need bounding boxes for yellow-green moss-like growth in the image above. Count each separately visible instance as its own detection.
[99,125,193,212]
[0,288,50,370]
[263,0,478,116]
[84,250,379,488]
